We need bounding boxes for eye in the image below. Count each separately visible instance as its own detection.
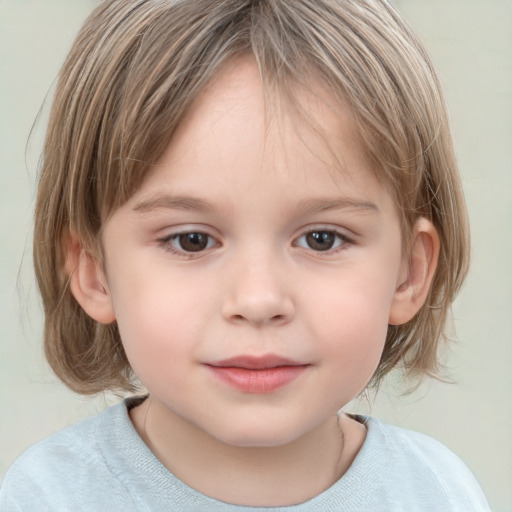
[295,230,348,252]
[160,231,217,254]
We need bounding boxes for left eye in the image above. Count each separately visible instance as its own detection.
[166,232,217,253]
[295,230,347,252]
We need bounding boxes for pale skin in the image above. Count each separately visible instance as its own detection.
[67,57,439,506]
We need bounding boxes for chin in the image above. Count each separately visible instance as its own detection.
[210,419,309,449]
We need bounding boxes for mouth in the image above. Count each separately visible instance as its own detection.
[206,355,309,393]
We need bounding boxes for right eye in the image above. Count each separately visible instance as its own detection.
[159,232,218,254]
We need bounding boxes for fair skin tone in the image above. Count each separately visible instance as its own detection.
[68,58,439,506]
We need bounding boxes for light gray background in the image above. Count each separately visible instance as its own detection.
[0,1,510,510]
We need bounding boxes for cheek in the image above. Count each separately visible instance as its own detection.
[108,270,211,381]
[314,268,395,335]
[311,276,395,385]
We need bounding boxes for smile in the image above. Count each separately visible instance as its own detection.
[206,355,309,393]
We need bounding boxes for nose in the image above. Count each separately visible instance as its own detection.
[221,250,295,327]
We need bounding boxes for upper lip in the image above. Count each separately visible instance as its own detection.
[208,355,306,370]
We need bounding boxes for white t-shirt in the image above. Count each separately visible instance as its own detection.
[0,397,490,511]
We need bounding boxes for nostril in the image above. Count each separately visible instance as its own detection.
[229,313,287,326]
[222,291,295,326]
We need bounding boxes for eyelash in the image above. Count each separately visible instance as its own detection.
[157,231,218,258]
[293,229,352,254]
[157,228,353,258]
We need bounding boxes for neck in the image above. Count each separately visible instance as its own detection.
[130,397,366,507]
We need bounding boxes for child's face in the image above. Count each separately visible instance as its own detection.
[98,58,408,446]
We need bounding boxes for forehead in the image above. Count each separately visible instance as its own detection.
[149,57,370,189]
[124,56,397,222]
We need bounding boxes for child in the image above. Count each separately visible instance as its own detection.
[0,0,491,510]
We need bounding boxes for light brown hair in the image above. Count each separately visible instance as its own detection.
[34,0,470,394]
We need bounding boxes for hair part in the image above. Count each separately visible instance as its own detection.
[34,0,470,394]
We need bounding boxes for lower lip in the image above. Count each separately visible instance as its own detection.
[207,365,308,393]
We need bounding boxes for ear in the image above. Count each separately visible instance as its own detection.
[389,218,440,326]
[65,234,116,324]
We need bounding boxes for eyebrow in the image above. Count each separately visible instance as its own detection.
[295,197,380,214]
[132,194,380,215]
[133,195,214,214]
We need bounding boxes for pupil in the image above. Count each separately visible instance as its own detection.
[179,233,208,252]
[306,231,334,251]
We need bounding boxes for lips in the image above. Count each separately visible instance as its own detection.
[206,355,309,393]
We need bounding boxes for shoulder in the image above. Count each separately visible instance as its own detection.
[5,407,104,469]
[356,416,491,511]
[0,401,137,511]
